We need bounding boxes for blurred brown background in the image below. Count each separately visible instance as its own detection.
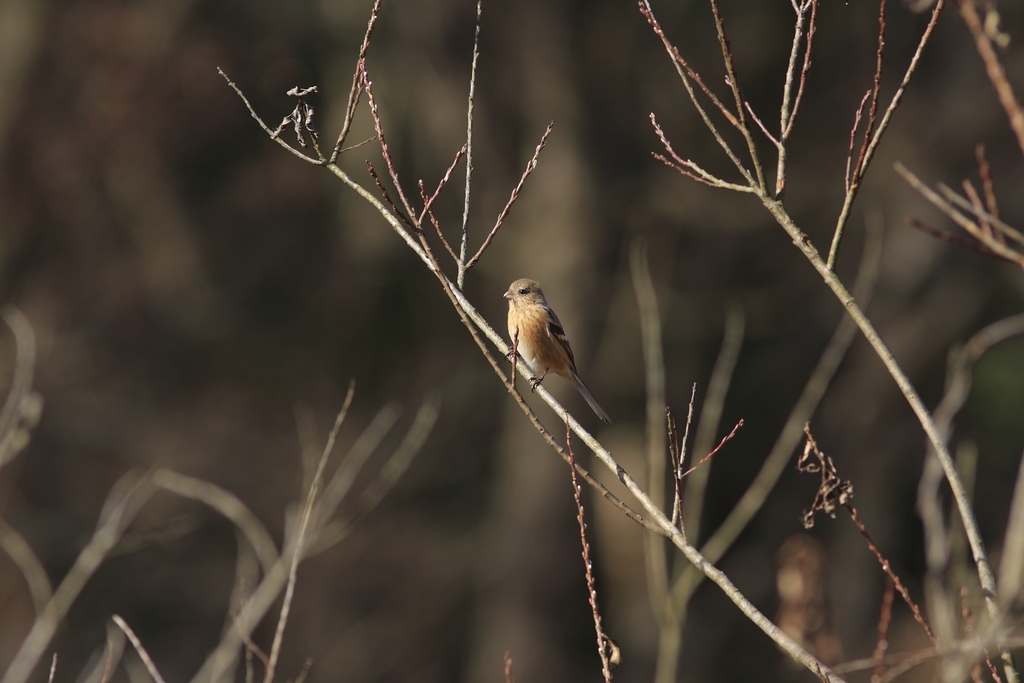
[0,0,1023,681]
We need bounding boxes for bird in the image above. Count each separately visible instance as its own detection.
[504,278,611,423]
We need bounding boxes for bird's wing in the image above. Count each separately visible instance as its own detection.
[545,306,576,369]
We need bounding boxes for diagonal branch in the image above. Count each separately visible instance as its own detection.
[465,122,553,270]
[827,0,945,269]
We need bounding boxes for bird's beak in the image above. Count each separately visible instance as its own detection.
[503,290,512,300]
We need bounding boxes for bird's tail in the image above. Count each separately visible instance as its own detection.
[570,372,612,424]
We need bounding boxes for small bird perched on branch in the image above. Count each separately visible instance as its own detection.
[505,278,611,423]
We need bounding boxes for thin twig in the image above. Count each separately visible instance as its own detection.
[745,101,782,148]
[218,69,320,165]
[962,179,993,240]
[783,0,817,142]
[566,422,613,682]
[362,73,419,222]
[844,91,871,195]
[419,144,467,227]
[959,0,1024,157]
[682,307,744,540]
[872,580,895,682]
[937,183,1024,248]
[418,182,460,262]
[329,0,380,162]
[853,0,887,182]
[896,164,1024,266]
[112,616,167,683]
[848,507,939,647]
[639,1,757,188]
[264,389,356,683]
[828,0,945,269]
[906,216,1012,261]
[708,0,767,191]
[976,145,999,219]
[465,123,553,270]
[458,0,482,288]
[366,161,417,233]
[668,386,697,529]
[678,419,743,479]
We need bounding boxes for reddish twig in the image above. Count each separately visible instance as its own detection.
[850,501,938,647]
[418,182,460,262]
[799,427,938,647]
[896,163,1024,267]
[708,0,766,189]
[906,216,1013,261]
[565,421,614,682]
[828,0,945,268]
[504,652,514,683]
[638,2,741,131]
[650,115,756,192]
[329,0,381,163]
[962,180,993,240]
[465,123,553,269]
[937,183,1024,248]
[845,91,871,194]
[679,418,743,479]
[959,0,1024,157]
[363,73,418,222]
[852,0,887,182]
[419,144,468,226]
[975,145,999,220]
[872,579,895,683]
[366,161,417,233]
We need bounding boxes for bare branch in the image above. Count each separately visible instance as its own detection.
[112,616,167,683]
[960,0,1024,157]
[639,1,757,187]
[218,69,321,165]
[565,422,614,682]
[458,0,483,287]
[329,0,381,163]
[418,143,468,227]
[362,74,419,222]
[465,122,553,270]
[828,0,945,269]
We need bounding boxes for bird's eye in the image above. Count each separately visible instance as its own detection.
[519,287,529,295]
